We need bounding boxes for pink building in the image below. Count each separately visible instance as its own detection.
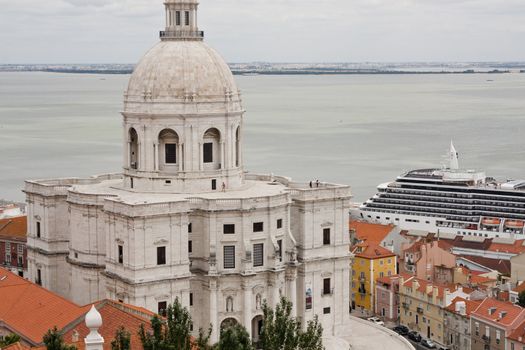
[402,239,456,281]
[375,274,411,322]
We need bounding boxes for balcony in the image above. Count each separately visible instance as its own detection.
[402,302,410,309]
[358,287,367,295]
[416,307,424,314]
[482,334,490,343]
[160,30,204,39]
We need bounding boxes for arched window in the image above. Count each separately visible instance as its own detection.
[235,126,241,167]
[158,129,179,171]
[203,128,221,170]
[129,128,139,169]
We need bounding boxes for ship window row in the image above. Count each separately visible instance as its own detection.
[391,184,525,202]
[374,197,525,214]
[380,192,525,208]
[368,202,525,219]
[363,207,478,223]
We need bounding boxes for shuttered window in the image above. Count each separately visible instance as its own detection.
[224,246,235,269]
[165,144,177,164]
[253,243,264,267]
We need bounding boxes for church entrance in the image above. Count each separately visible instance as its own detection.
[220,317,238,331]
[251,315,264,344]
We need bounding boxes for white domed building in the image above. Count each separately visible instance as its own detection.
[24,0,352,343]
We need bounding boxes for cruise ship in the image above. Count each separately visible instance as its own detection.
[355,143,525,239]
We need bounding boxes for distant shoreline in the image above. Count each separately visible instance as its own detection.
[0,68,522,75]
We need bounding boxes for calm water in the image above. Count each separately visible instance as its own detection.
[1,72,525,202]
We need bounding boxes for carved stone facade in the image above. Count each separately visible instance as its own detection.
[25,0,352,343]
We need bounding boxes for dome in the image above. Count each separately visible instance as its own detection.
[124,41,242,115]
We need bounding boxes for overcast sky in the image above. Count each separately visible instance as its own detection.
[0,0,524,64]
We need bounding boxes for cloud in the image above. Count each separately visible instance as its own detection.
[0,0,524,63]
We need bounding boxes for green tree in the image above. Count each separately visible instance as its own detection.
[0,333,20,347]
[261,297,324,350]
[111,326,131,350]
[217,324,253,350]
[518,290,525,307]
[43,327,77,350]
[138,298,193,350]
[195,325,213,350]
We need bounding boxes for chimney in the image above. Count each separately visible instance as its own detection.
[84,305,104,350]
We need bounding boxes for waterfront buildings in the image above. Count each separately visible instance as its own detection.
[443,297,481,350]
[399,277,471,346]
[0,215,27,277]
[351,243,396,312]
[23,0,352,343]
[470,298,525,350]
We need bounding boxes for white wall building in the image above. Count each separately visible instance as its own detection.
[24,0,352,343]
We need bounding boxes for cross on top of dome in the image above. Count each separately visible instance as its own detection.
[161,0,203,41]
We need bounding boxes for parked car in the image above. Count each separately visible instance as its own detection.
[421,339,436,348]
[393,325,409,336]
[407,331,422,342]
[366,317,385,326]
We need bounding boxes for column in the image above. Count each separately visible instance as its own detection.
[271,275,280,307]
[286,269,297,318]
[243,281,252,331]
[220,142,225,169]
[177,143,182,172]
[209,280,219,343]
[199,142,203,171]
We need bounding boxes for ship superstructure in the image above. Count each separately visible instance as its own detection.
[356,143,525,239]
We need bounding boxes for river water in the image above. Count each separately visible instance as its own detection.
[1,72,524,202]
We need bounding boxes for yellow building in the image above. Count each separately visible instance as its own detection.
[351,243,397,312]
[399,277,470,346]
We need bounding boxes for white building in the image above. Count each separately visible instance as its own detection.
[24,0,352,343]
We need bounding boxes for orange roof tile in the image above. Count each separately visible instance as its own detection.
[2,342,31,350]
[352,243,396,259]
[471,298,525,326]
[508,318,525,343]
[445,297,482,318]
[349,220,394,245]
[63,300,153,350]
[0,216,27,241]
[513,281,525,294]
[0,268,88,345]
[489,240,525,255]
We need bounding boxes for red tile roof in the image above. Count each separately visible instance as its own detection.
[445,297,482,318]
[0,268,88,345]
[352,243,396,259]
[2,342,30,350]
[508,318,525,343]
[0,216,27,241]
[62,300,154,350]
[349,220,394,245]
[457,255,511,275]
[471,298,525,326]
[513,281,525,294]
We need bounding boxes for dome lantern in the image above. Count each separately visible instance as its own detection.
[161,0,203,41]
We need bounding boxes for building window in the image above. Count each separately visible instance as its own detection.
[203,142,213,163]
[277,239,283,262]
[190,293,193,306]
[176,11,181,25]
[157,247,166,265]
[36,269,42,286]
[223,224,235,234]
[277,219,283,229]
[188,240,192,254]
[253,222,263,232]
[323,228,330,245]
[185,11,190,25]
[36,222,41,238]
[323,307,331,314]
[17,244,23,255]
[212,179,217,190]
[188,223,192,233]
[165,144,177,164]
[118,245,123,264]
[379,272,384,278]
[158,301,167,316]
[223,246,235,269]
[253,243,264,267]
[323,278,331,295]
